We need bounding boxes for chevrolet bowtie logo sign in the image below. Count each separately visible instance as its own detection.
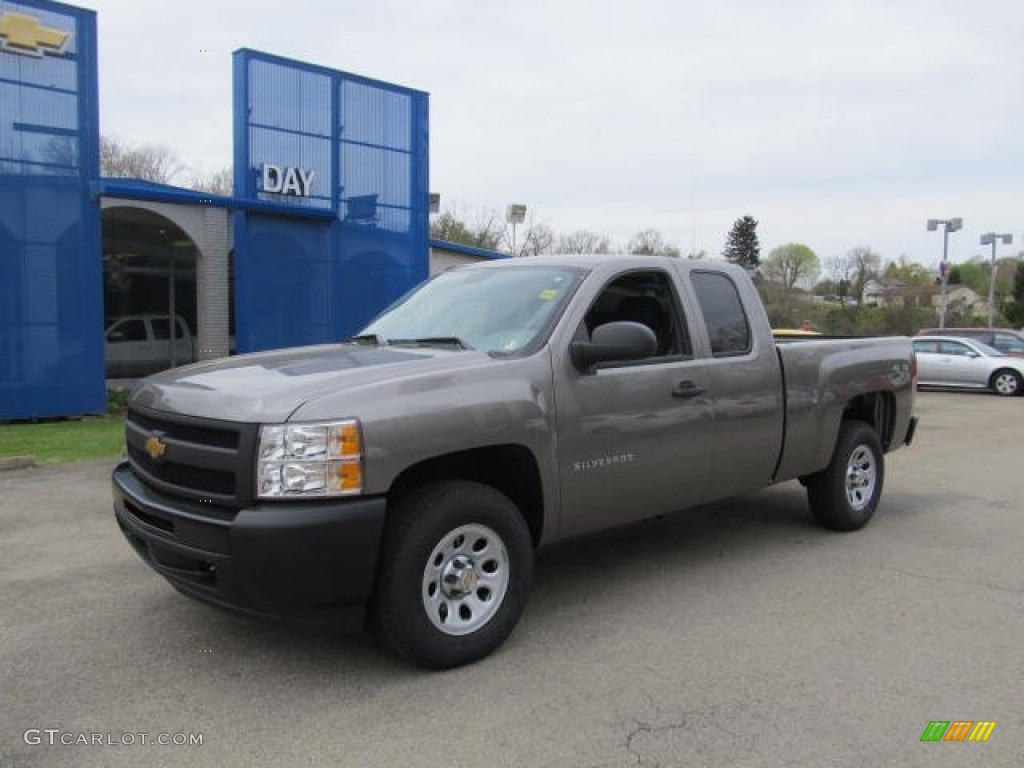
[0,11,70,57]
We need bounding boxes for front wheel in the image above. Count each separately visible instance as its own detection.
[374,481,533,669]
[807,420,884,531]
[990,369,1022,397]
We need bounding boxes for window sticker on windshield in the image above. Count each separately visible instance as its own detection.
[539,289,558,300]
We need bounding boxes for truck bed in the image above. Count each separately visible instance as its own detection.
[774,336,916,482]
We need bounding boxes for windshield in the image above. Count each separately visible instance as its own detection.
[972,341,1005,357]
[360,265,584,354]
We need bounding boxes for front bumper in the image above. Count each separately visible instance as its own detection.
[112,461,386,627]
[904,415,919,447]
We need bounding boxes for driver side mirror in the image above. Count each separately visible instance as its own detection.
[570,321,657,372]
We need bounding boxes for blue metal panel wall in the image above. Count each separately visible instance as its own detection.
[0,0,102,419]
[232,50,429,352]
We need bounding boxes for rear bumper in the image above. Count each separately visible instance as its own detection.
[112,462,386,628]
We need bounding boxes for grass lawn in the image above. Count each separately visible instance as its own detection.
[0,415,125,465]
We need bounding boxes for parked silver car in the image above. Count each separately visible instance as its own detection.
[912,335,1024,396]
[915,327,1024,357]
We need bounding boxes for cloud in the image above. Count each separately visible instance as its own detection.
[89,0,1024,263]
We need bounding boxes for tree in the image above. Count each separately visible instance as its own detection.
[763,243,820,292]
[431,211,476,246]
[848,246,881,306]
[882,256,936,309]
[430,208,503,250]
[722,215,760,270]
[813,278,839,297]
[953,260,989,297]
[555,230,612,255]
[1006,261,1024,326]
[497,211,556,257]
[515,222,556,257]
[627,229,680,257]
[190,167,233,196]
[100,135,184,183]
[825,252,856,303]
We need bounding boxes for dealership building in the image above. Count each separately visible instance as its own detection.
[1,0,499,421]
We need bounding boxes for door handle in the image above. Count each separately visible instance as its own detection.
[671,381,706,399]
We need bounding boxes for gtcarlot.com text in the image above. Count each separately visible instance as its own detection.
[23,729,203,747]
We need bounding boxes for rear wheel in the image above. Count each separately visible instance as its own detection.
[807,420,884,531]
[990,369,1022,397]
[375,481,533,669]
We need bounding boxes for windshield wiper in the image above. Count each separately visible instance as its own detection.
[387,336,473,350]
[347,334,384,346]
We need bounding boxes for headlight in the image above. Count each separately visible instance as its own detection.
[256,420,363,498]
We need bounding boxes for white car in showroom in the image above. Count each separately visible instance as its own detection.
[912,335,1024,397]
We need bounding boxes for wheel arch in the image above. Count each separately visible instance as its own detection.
[842,391,896,450]
[386,445,545,546]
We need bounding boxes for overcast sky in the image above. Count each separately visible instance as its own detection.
[85,0,1023,270]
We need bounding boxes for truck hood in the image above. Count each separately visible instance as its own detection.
[130,344,490,422]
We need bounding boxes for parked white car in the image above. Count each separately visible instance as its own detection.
[912,335,1024,397]
[105,315,196,378]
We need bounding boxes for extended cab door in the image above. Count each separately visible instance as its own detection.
[553,268,714,539]
[685,270,784,501]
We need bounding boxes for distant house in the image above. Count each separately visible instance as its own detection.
[862,279,906,308]
[932,285,987,319]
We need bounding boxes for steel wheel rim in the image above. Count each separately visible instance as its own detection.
[994,373,1018,395]
[845,445,877,512]
[422,523,509,636]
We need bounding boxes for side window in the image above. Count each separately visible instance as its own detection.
[581,270,691,358]
[153,317,187,340]
[994,333,1024,354]
[913,340,939,354]
[151,318,170,340]
[107,319,146,342]
[691,271,751,356]
[940,341,969,356]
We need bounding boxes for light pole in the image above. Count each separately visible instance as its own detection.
[506,204,526,256]
[980,232,1013,329]
[927,217,962,329]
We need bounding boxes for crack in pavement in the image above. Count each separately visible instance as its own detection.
[621,699,758,768]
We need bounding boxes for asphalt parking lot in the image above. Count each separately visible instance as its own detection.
[1,392,1021,768]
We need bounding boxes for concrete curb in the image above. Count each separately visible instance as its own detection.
[0,455,37,471]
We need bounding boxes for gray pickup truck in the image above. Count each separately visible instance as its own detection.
[113,255,917,668]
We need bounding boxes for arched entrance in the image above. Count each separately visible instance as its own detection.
[101,205,199,377]
[99,188,234,378]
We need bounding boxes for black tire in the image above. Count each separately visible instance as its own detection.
[807,420,884,531]
[375,481,533,669]
[990,369,1022,397]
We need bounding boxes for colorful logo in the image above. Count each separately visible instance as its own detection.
[0,11,70,57]
[920,721,997,742]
